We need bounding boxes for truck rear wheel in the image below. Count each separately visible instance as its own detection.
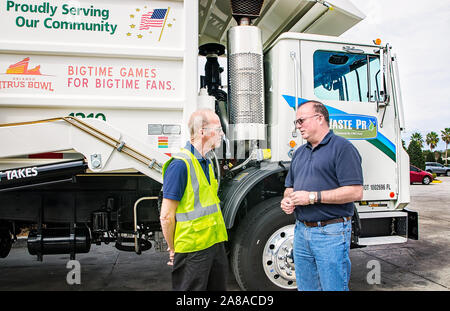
[230,197,297,290]
[0,228,12,258]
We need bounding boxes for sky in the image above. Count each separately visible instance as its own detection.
[341,0,450,151]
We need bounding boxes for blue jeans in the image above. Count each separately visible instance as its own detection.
[293,218,351,291]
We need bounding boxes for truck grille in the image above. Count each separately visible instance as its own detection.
[230,0,264,18]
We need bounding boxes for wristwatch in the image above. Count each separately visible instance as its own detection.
[308,192,316,205]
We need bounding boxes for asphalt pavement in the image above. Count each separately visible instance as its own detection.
[0,177,449,291]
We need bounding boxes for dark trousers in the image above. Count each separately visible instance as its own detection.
[172,242,228,291]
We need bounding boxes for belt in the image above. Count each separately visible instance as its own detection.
[300,216,351,228]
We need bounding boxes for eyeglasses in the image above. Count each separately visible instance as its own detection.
[293,114,319,126]
[202,127,224,134]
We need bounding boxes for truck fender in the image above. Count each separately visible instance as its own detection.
[220,162,290,229]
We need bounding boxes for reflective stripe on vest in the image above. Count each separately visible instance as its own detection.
[172,152,218,222]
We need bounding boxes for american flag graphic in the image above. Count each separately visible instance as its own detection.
[139,9,168,30]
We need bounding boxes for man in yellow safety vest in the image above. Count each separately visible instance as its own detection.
[160,109,228,291]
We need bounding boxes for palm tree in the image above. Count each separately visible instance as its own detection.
[441,128,450,166]
[410,132,424,149]
[426,132,439,160]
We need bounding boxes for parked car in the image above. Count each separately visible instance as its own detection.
[410,165,433,184]
[425,162,450,176]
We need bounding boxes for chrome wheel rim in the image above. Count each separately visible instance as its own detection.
[262,224,296,289]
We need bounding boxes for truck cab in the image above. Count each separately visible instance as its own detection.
[224,32,416,290]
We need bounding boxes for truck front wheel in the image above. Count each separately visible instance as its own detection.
[230,197,297,290]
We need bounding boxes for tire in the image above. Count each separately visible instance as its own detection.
[422,176,431,185]
[230,197,297,290]
[446,171,450,177]
[0,229,12,259]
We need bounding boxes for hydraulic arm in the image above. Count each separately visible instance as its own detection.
[0,117,169,184]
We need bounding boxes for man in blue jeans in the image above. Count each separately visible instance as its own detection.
[280,100,363,291]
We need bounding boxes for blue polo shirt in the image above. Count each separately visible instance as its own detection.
[163,142,211,201]
[285,131,363,222]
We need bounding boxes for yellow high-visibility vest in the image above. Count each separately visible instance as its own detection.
[162,148,228,253]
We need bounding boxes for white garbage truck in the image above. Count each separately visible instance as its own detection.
[0,0,417,290]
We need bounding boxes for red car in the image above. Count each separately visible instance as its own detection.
[410,165,433,185]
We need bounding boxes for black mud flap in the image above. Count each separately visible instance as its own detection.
[351,205,364,248]
[404,207,419,240]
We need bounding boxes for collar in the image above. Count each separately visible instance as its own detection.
[306,130,334,150]
[184,142,208,161]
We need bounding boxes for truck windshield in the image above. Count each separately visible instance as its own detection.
[313,50,381,103]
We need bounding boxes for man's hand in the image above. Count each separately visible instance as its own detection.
[281,188,295,214]
[160,198,178,266]
[280,196,295,214]
[289,190,311,206]
[167,247,174,266]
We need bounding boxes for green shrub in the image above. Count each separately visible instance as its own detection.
[408,140,425,170]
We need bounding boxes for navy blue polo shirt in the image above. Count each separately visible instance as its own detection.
[163,142,211,201]
[285,131,363,222]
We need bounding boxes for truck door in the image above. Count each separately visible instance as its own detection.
[299,40,399,205]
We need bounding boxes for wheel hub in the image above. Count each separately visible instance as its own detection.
[262,224,296,289]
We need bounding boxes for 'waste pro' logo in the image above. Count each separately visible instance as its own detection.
[329,114,378,140]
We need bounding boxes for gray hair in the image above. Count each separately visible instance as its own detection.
[188,109,215,138]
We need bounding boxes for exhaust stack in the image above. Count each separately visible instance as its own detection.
[227,0,266,142]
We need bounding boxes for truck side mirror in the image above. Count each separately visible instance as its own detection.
[380,45,392,108]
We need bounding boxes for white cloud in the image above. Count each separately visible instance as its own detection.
[342,0,450,150]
